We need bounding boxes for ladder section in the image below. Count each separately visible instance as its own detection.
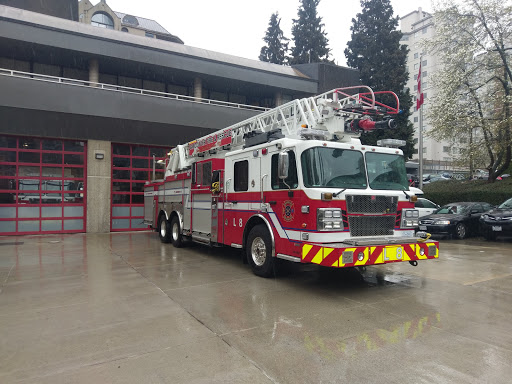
[167,86,399,173]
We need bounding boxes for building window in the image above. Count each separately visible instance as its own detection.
[414,74,418,80]
[422,27,428,34]
[91,12,114,29]
[423,81,428,88]
[423,71,427,77]
[443,146,450,153]
[414,117,419,122]
[414,53,419,59]
[145,31,155,38]
[414,63,419,70]
[422,60,428,66]
[121,27,129,32]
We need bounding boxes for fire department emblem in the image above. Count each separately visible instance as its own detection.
[282,200,295,222]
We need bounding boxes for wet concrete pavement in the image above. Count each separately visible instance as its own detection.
[1,233,511,383]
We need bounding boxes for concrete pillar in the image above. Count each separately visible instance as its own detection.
[86,140,111,233]
[275,91,283,107]
[194,77,202,100]
[89,58,99,87]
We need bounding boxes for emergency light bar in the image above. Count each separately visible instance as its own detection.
[377,139,406,148]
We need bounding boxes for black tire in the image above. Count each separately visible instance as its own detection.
[455,222,467,239]
[158,215,172,243]
[170,215,183,248]
[246,225,275,278]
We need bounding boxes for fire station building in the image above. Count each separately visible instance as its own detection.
[0,0,358,236]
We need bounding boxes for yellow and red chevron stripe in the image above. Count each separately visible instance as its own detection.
[301,241,438,267]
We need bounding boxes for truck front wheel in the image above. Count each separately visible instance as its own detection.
[246,225,275,277]
[158,215,172,243]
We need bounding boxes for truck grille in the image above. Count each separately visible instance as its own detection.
[346,195,398,214]
[348,216,395,237]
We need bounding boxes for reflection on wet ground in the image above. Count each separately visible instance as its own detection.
[0,233,511,383]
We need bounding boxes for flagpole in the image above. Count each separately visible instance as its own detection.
[419,106,423,189]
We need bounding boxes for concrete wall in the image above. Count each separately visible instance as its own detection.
[86,140,111,233]
[0,75,261,146]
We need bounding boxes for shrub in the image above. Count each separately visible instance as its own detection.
[422,178,512,206]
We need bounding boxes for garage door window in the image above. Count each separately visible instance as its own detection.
[0,135,86,234]
[111,144,168,231]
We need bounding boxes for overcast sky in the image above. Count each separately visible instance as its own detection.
[104,0,432,66]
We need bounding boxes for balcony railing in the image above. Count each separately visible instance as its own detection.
[0,68,268,112]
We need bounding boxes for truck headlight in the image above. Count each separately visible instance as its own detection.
[401,209,419,228]
[317,208,343,231]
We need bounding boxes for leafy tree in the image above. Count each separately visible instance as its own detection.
[290,0,332,64]
[345,0,414,158]
[427,0,512,182]
[259,12,289,65]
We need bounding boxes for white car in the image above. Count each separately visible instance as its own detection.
[414,197,440,218]
[409,187,424,196]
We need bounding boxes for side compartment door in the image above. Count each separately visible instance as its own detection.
[143,185,156,226]
[191,161,212,235]
[223,156,260,246]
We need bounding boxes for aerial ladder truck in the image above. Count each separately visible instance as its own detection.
[144,86,439,277]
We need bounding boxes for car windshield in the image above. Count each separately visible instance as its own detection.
[498,198,512,209]
[366,152,409,191]
[436,204,470,215]
[301,147,367,189]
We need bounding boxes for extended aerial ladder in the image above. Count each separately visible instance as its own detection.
[167,86,400,175]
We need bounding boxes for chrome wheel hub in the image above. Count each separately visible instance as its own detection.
[160,220,166,237]
[172,222,179,241]
[251,237,267,266]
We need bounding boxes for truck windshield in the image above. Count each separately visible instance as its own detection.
[301,147,367,189]
[366,152,409,191]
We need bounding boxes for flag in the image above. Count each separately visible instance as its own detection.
[416,62,424,110]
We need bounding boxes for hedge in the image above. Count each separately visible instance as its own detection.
[421,178,512,206]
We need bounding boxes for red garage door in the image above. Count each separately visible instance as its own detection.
[0,135,86,235]
[111,144,167,231]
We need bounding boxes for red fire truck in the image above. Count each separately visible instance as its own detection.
[144,86,439,277]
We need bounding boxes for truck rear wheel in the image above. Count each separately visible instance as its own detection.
[246,225,275,277]
[170,216,183,248]
[158,215,172,243]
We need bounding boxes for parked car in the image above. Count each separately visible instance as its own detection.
[423,175,450,184]
[479,197,512,240]
[414,198,440,218]
[418,202,495,239]
[409,186,424,196]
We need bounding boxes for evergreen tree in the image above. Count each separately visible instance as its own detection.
[259,12,289,65]
[290,0,332,64]
[345,0,414,158]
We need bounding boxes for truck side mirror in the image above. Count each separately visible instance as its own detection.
[278,151,289,180]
